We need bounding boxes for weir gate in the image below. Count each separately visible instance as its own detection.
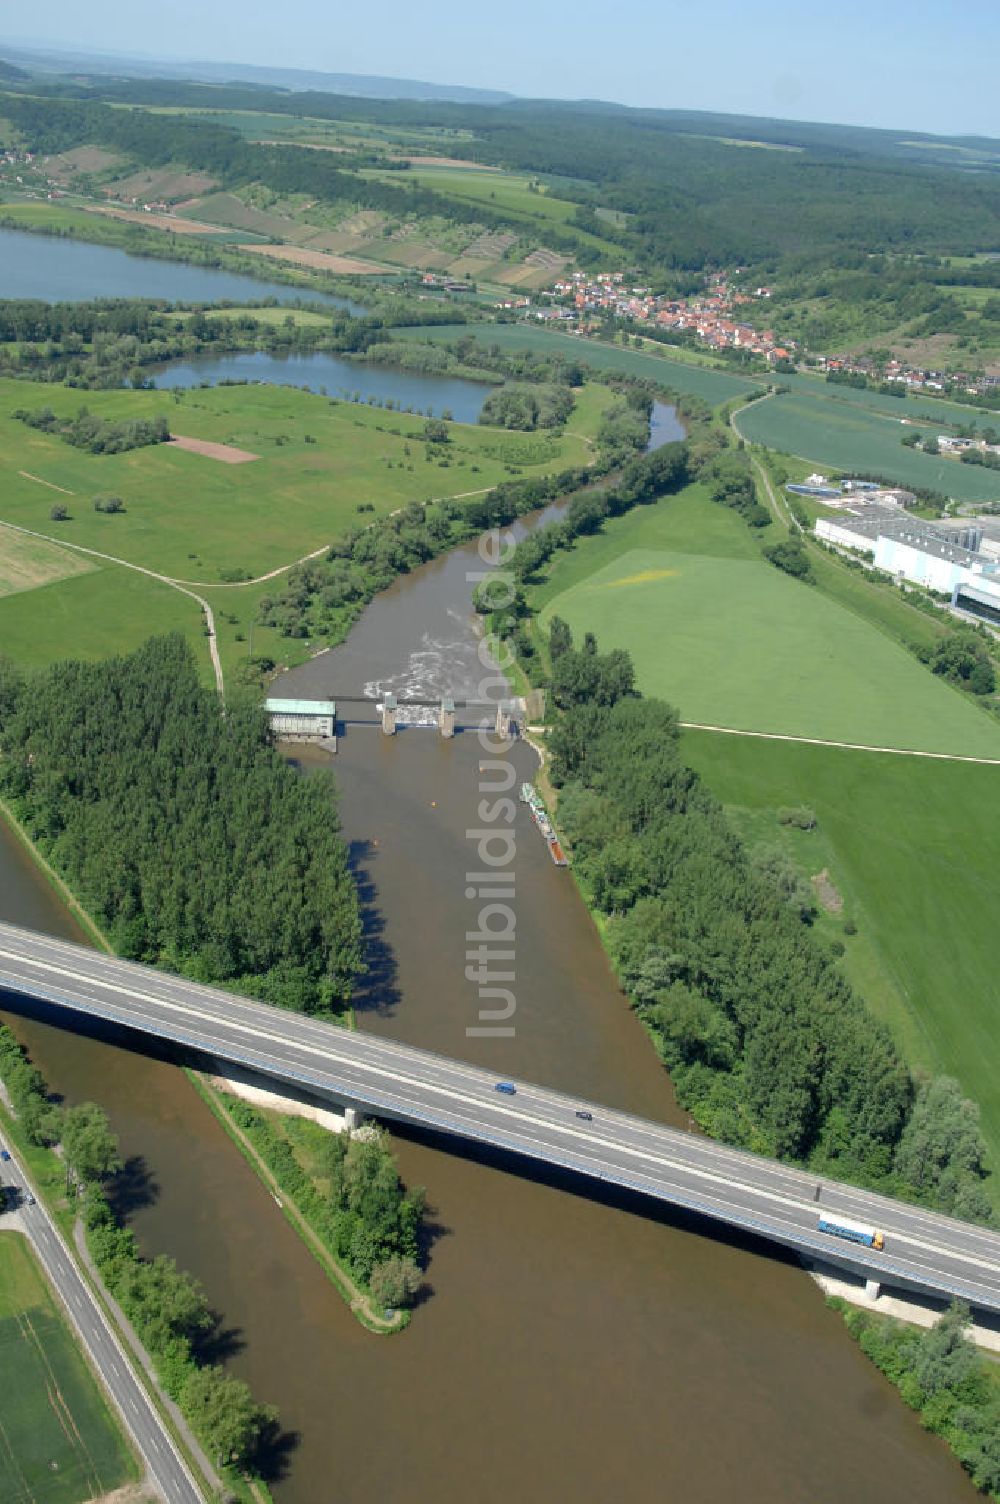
[267,694,535,744]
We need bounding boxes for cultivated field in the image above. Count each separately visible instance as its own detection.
[532,481,1000,1187]
[238,242,390,276]
[683,732,1000,1189]
[537,487,1000,756]
[737,391,1000,502]
[397,324,762,405]
[0,1231,136,1503]
[0,524,95,597]
[777,369,1000,432]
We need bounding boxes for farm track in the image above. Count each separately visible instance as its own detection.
[0,521,225,700]
[679,719,1000,765]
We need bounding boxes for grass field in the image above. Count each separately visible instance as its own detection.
[0,561,202,676]
[0,378,600,581]
[537,487,1000,755]
[737,391,1000,502]
[0,376,616,681]
[683,731,1000,1186]
[0,1231,137,1504]
[397,324,763,405]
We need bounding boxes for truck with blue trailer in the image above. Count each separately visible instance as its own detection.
[817,1215,885,1251]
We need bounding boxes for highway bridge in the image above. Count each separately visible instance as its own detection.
[3,919,1000,1315]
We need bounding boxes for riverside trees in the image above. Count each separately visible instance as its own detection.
[0,635,362,1014]
[546,626,993,1219]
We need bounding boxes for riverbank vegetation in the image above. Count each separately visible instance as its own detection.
[0,1024,280,1491]
[833,1299,1000,1499]
[0,635,363,1014]
[258,410,688,650]
[210,1092,425,1319]
[542,643,993,1220]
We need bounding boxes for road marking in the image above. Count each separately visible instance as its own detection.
[6,929,1000,1295]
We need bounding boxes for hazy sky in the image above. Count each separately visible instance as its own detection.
[7,0,999,138]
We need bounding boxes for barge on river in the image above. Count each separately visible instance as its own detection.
[520,783,568,866]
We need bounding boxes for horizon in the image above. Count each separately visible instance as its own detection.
[3,0,998,139]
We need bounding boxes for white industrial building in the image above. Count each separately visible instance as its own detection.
[815,506,1000,616]
[873,533,996,596]
[265,698,336,742]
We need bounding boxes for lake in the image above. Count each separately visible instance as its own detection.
[0,226,366,312]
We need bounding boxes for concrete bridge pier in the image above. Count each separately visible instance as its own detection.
[381,693,397,735]
[439,696,455,738]
[865,1278,882,1301]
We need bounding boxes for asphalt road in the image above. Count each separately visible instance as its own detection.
[0,1135,204,1503]
[4,918,1000,1314]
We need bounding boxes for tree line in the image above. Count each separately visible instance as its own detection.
[542,627,992,1222]
[0,635,363,1013]
[21,79,1000,279]
[838,1298,1000,1498]
[222,1099,425,1310]
[15,403,170,452]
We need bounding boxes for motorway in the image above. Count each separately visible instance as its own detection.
[0,1136,204,1503]
[4,919,1000,1315]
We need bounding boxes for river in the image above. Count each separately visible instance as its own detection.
[0,391,976,1499]
[0,226,366,311]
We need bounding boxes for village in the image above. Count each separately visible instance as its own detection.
[510,268,1000,403]
[523,268,793,364]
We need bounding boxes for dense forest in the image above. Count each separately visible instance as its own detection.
[544,632,992,1221]
[0,636,362,1013]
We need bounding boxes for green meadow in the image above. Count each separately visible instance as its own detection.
[531,481,1000,1186]
[537,487,1000,755]
[737,390,1000,502]
[0,375,617,682]
[0,377,599,581]
[0,562,199,677]
[0,1231,137,1504]
[683,732,1000,1185]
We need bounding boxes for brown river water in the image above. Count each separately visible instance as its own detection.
[0,405,974,1503]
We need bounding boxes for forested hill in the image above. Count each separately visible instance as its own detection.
[3,82,999,273]
[0,636,363,1013]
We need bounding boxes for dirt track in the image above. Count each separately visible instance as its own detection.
[168,434,260,464]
